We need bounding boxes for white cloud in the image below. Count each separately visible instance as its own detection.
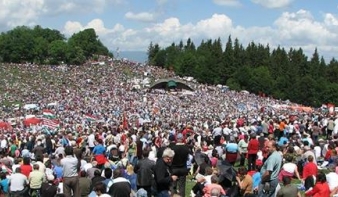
[125,12,155,22]
[251,0,293,9]
[213,0,241,6]
[60,9,338,62]
[0,0,46,28]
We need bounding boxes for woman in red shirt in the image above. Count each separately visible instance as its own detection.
[305,172,330,197]
[247,133,259,171]
[20,157,32,177]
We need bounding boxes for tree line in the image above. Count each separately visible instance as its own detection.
[0,25,113,65]
[147,36,338,107]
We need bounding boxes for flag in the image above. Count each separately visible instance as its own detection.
[42,118,59,130]
[84,114,97,122]
[123,112,129,130]
[43,109,55,119]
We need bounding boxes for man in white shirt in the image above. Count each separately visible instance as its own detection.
[9,168,29,195]
[87,132,95,151]
[326,166,338,192]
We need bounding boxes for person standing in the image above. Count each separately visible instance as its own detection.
[247,133,259,171]
[154,148,177,197]
[258,140,282,197]
[170,133,190,197]
[238,135,248,167]
[134,149,155,197]
[61,146,80,197]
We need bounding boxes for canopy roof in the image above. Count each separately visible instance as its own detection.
[149,78,194,91]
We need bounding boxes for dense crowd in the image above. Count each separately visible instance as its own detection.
[0,60,337,197]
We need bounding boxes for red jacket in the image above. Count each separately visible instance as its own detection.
[302,162,318,179]
[305,182,330,197]
[248,139,259,155]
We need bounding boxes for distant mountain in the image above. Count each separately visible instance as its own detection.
[113,51,148,63]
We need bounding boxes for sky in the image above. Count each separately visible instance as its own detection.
[1,0,338,62]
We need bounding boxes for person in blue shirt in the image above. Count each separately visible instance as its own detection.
[0,172,9,195]
[278,136,289,147]
[93,139,106,155]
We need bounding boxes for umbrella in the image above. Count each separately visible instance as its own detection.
[217,160,237,183]
[0,122,10,129]
[23,117,42,126]
[194,150,209,166]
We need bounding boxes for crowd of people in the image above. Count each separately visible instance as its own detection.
[0,59,337,197]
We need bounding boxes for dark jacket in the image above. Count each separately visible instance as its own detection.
[170,143,190,176]
[154,158,172,192]
[108,177,131,197]
[134,157,155,187]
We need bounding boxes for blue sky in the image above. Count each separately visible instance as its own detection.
[1,0,338,61]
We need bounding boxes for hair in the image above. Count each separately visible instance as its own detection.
[80,170,87,177]
[104,168,112,179]
[36,154,43,162]
[0,172,6,179]
[142,149,150,158]
[113,168,123,179]
[316,172,327,183]
[23,157,31,165]
[210,188,221,197]
[94,169,101,177]
[162,148,175,158]
[33,164,39,170]
[308,155,314,162]
[94,182,107,194]
[285,154,293,162]
[282,176,291,185]
[210,175,219,184]
[65,146,74,156]
[238,167,248,176]
[205,167,213,176]
[15,167,21,173]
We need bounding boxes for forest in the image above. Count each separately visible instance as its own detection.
[0,25,112,65]
[147,37,338,107]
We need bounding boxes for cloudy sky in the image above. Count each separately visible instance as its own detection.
[1,0,338,61]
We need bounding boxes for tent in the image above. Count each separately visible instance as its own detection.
[23,117,42,126]
[149,78,194,91]
[0,122,10,129]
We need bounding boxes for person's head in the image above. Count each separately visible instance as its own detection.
[162,148,175,165]
[285,154,293,163]
[210,188,221,197]
[316,172,327,183]
[104,168,112,179]
[308,155,314,163]
[205,167,213,176]
[282,176,291,185]
[33,164,39,170]
[142,149,150,158]
[237,167,248,177]
[23,157,30,165]
[15,167,21,173]
[0,172,6,180]
[80,170,87,177]
[36,154,43,162]
[267,140,277,154]
[113,168,123,179]
[65,146,74,156]
[94,169,101,177]
[210,175,219,184]
[94,182,106,196]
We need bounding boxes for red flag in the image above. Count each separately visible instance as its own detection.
[123,113,129,130]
